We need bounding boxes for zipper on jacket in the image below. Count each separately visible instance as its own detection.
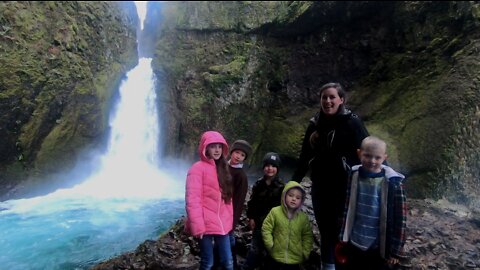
[218,193,225,234]
[285,219,292,263]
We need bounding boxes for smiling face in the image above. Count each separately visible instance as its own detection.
[230,149,246,165]
[285,188,303,210]
[206,143,223,160]
[320,87,344,115]
[358,141,387,173]
[263,164,278,178]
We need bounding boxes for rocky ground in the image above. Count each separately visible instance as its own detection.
[92,180,480,270]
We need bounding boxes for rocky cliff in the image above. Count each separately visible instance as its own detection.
[0,1,139,200]
[146,1,480,212]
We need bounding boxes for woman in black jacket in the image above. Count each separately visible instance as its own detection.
[291,82,369,270]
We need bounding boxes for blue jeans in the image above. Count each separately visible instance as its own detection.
[214,231,238,269]
[199,234,233,270]
[229,231,238,269]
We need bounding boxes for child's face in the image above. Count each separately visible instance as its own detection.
[320,87,344,115]
[206,143,223,160]
[285,188,303,210]
[358,144,387,173]
[263,164,278,178]
[230,150,246,165]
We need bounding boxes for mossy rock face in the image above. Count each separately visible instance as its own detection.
[158,1,308,32]
[349,2,480,208]
[149,1,480,211]
[0,1,138,198]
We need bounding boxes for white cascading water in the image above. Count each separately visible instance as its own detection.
[0,3,186,269]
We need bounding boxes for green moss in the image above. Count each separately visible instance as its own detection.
[472,3,480,19]
[203,56,246,91]
[427,37,444,51]
[433,106,480,207]
[0,1,138,181]
[208,55,246,75]
[274,1,313,24]
[162,1,310,32]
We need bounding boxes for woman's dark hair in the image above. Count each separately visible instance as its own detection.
[319,82,347,113]
[215,156,233,203]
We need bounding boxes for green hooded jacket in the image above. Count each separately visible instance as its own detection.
[261,181,314,264]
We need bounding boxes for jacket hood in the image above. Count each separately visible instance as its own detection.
[198,131,229,162]
[352,164,405,183]
[310,108,352,125]
[281,181,306,219]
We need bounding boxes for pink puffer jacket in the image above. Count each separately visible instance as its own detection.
[185,131,233,237]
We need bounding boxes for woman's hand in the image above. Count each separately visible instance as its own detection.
[195,234,203,240]
[248,219,255,231]
[309,131,320,148]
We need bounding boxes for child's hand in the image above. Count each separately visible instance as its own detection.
[335,241,348,264]
[386,257,399,266]
[248,219,255,231]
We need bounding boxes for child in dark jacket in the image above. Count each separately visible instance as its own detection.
[229,140,252,230]
[228,139,253,269]
[337,136,407,270]
[242,152,285,270]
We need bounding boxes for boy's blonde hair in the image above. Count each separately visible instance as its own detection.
[361,136,387,153]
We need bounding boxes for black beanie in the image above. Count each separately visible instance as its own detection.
[263,152,281,168]
[230,140,252,160]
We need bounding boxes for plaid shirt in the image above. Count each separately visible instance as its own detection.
[339,165,407,259]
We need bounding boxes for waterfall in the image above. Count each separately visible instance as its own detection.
[64,57,183,199]
[0,3,186,268]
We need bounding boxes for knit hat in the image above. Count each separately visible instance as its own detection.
[230,140,253,160]
[263,152,281,168]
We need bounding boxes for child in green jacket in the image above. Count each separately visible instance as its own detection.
[261,181,314,270]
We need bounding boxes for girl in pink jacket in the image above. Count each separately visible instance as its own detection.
[185,131,234,270]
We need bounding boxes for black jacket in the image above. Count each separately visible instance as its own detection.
[292,109,369,192]
[246,175,284,229]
